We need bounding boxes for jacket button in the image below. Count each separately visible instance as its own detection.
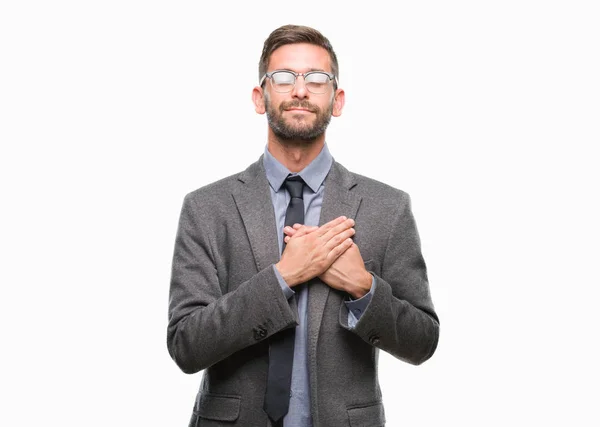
[254,325,267,340]
[369,335,380,346]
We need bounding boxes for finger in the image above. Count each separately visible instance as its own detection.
[315,216,348,236]
[287,224,318,239]
[283,226,297,237]
[324,227,355,250]
[321,218,355,242]
[284,224,318,235]
[284,235,291,243]
[327,237,354,262]
[282,223,303,236]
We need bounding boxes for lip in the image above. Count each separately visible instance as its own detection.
[285,108,313,113]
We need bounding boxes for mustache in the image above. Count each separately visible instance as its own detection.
[279,100,320,113]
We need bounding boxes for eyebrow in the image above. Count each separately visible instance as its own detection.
[275,67,328,73]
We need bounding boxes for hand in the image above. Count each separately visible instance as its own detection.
[275,216,355,287]
[284,223,372,299]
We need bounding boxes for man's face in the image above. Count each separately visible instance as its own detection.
[262,43,337,141]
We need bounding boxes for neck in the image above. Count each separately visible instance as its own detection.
[267,131,325,173]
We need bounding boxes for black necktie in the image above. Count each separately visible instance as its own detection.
[263,175,305,424]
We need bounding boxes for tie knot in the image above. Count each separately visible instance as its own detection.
[284,175,305,199]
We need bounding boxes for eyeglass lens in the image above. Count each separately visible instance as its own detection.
[270,71,331,94]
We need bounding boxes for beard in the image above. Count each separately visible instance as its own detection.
[264,92,333,142]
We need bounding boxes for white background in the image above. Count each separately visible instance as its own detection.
[1,1,599,426]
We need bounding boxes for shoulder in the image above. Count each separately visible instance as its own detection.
[185,172,239,201]
[182,157,263,208]
[355,172,408,199]
[187,157,262,195]
[334,162,410,203]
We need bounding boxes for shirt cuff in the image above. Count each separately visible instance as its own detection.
[345,275,376,328]
[272,264,295,300]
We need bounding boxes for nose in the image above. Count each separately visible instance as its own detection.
[291,76,308,99]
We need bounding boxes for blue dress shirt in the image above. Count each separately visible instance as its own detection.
[263,144,376,427]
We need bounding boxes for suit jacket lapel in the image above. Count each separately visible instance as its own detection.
[307,161,361,421]
[308,161,362,350]
[232,156,281,273]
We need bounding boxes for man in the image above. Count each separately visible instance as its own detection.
[168,24,439,427]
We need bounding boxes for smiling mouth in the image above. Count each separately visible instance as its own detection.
[286,108,314,113]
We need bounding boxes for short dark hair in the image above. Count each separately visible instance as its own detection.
[258,24,339,84]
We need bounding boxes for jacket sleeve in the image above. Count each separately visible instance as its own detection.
[167,193,297,374]
[341,193,440,365]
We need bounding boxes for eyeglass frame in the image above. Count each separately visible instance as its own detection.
[259,69,339,94]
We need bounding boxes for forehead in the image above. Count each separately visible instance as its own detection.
[268,43,331,73]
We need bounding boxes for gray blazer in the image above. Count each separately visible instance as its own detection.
[168,157,439,427]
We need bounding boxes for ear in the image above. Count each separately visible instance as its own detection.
[252,86,266,114]
[332,88,345,117]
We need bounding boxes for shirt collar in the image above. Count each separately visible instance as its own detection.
[263,143,333,193]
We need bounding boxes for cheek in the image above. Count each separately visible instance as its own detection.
[265,96,283,113]
[265,89,285,104]
[322,96,335,114]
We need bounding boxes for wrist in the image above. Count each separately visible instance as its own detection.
[348,271,372,299]
[275,262,300,287]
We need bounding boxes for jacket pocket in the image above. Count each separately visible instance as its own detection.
[347,401,385,427]
[195,392,241,422]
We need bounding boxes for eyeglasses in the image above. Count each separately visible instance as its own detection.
[259,70,337,94]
